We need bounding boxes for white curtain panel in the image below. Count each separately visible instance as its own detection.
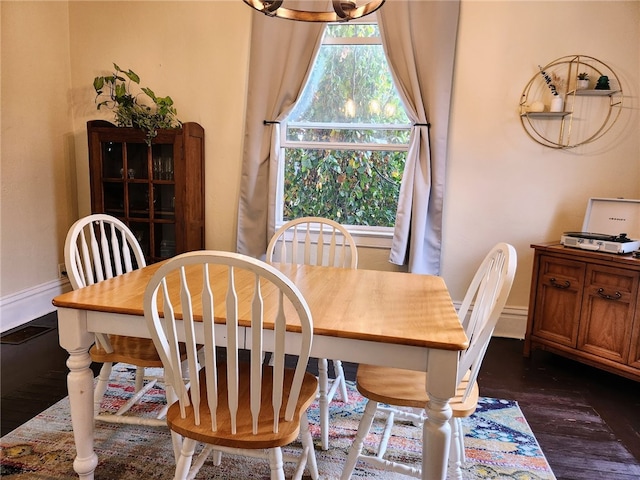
[236,1,326,258]
[378,0,460,274]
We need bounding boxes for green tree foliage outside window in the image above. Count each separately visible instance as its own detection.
[283,24,410,227]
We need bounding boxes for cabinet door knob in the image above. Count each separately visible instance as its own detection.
[550,277,570,289]
[596,288,622,301]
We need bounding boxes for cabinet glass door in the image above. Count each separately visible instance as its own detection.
[102,142,123,179]
[128,184,150,218]
[103,183,124,216]
[152,144,174,180]
[90,122,196,265]
[126,143,148,180]
[150,143,176,260]
[154,184,175,220]
[128,221,151,261]
[155,223,176,259]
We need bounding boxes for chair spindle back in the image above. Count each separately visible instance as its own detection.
[143,250,314,436]
[456,243,517,400]
[64,214,146,290]
[267,217,357,269]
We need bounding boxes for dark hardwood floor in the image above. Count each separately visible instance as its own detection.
[479,338,640,480]
[2,313,639,479]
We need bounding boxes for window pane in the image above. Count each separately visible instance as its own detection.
[289,44,409,125]
[325,23,380,39]
[281,22,410,231]
[284,148,405,227]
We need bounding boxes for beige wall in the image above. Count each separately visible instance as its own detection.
[1,1,639,334]
[67,1,252,253]
[1,1,75,299]
[442,1,640,314]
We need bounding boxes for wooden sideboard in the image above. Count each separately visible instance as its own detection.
[524,243,640,381]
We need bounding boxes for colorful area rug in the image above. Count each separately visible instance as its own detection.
[1,364,555,479]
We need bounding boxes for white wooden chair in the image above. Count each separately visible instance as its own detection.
[340,243,517,480]
[267,216,358,450]
[64,214,167,427]
[143,250,319,480]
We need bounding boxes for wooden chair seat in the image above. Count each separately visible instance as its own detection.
[167,364,318,449]
[90,335,164,366]
[355,365,479,418]
[90,335,192,366]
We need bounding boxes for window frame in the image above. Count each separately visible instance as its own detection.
[276,21,410,249]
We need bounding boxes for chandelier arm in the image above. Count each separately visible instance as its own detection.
[243,0,385,22]
[264,0,284,14]
[333,1,354,20]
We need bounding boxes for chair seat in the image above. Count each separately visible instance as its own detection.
[167,363,319,450]
[355,365,479,418]
[90,335,164,366]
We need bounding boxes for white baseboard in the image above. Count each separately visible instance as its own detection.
[454,303,528,340]
[0,278,72,333]
[493,306,528,339]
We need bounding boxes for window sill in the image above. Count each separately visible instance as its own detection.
[273,223,394,250]
[345,226,393,249]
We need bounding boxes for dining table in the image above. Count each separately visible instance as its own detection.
[53,260,469,480]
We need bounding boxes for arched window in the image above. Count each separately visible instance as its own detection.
[278,22,410,246]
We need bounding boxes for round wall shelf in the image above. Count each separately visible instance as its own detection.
[519,55,623,149]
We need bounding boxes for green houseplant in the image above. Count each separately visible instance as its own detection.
[577,72,590,90]
[93,63,181,145]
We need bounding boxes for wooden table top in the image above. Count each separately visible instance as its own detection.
[53,262,468,352]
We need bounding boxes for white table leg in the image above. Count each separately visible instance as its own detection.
[423,395,452,480]
[58,308,98,480]
[317,357,330,450]
[423,349,458,480]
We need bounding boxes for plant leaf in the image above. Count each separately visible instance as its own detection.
[141,87,157,101]
[92,63,181,133]
[115,83,127,98]
[125,69,140,84]
[93,77,105,91]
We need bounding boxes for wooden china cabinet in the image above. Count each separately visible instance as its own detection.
[87,120,205,263]
[524,243,640,381]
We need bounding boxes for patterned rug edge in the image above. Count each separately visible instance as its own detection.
[1,364,556,479]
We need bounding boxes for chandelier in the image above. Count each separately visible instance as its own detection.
[243,0,385,22]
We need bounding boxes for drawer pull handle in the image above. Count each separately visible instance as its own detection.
[597,288,622,301]
[550,278,570,289]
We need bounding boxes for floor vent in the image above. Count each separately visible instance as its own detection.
[1,325,54,345]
